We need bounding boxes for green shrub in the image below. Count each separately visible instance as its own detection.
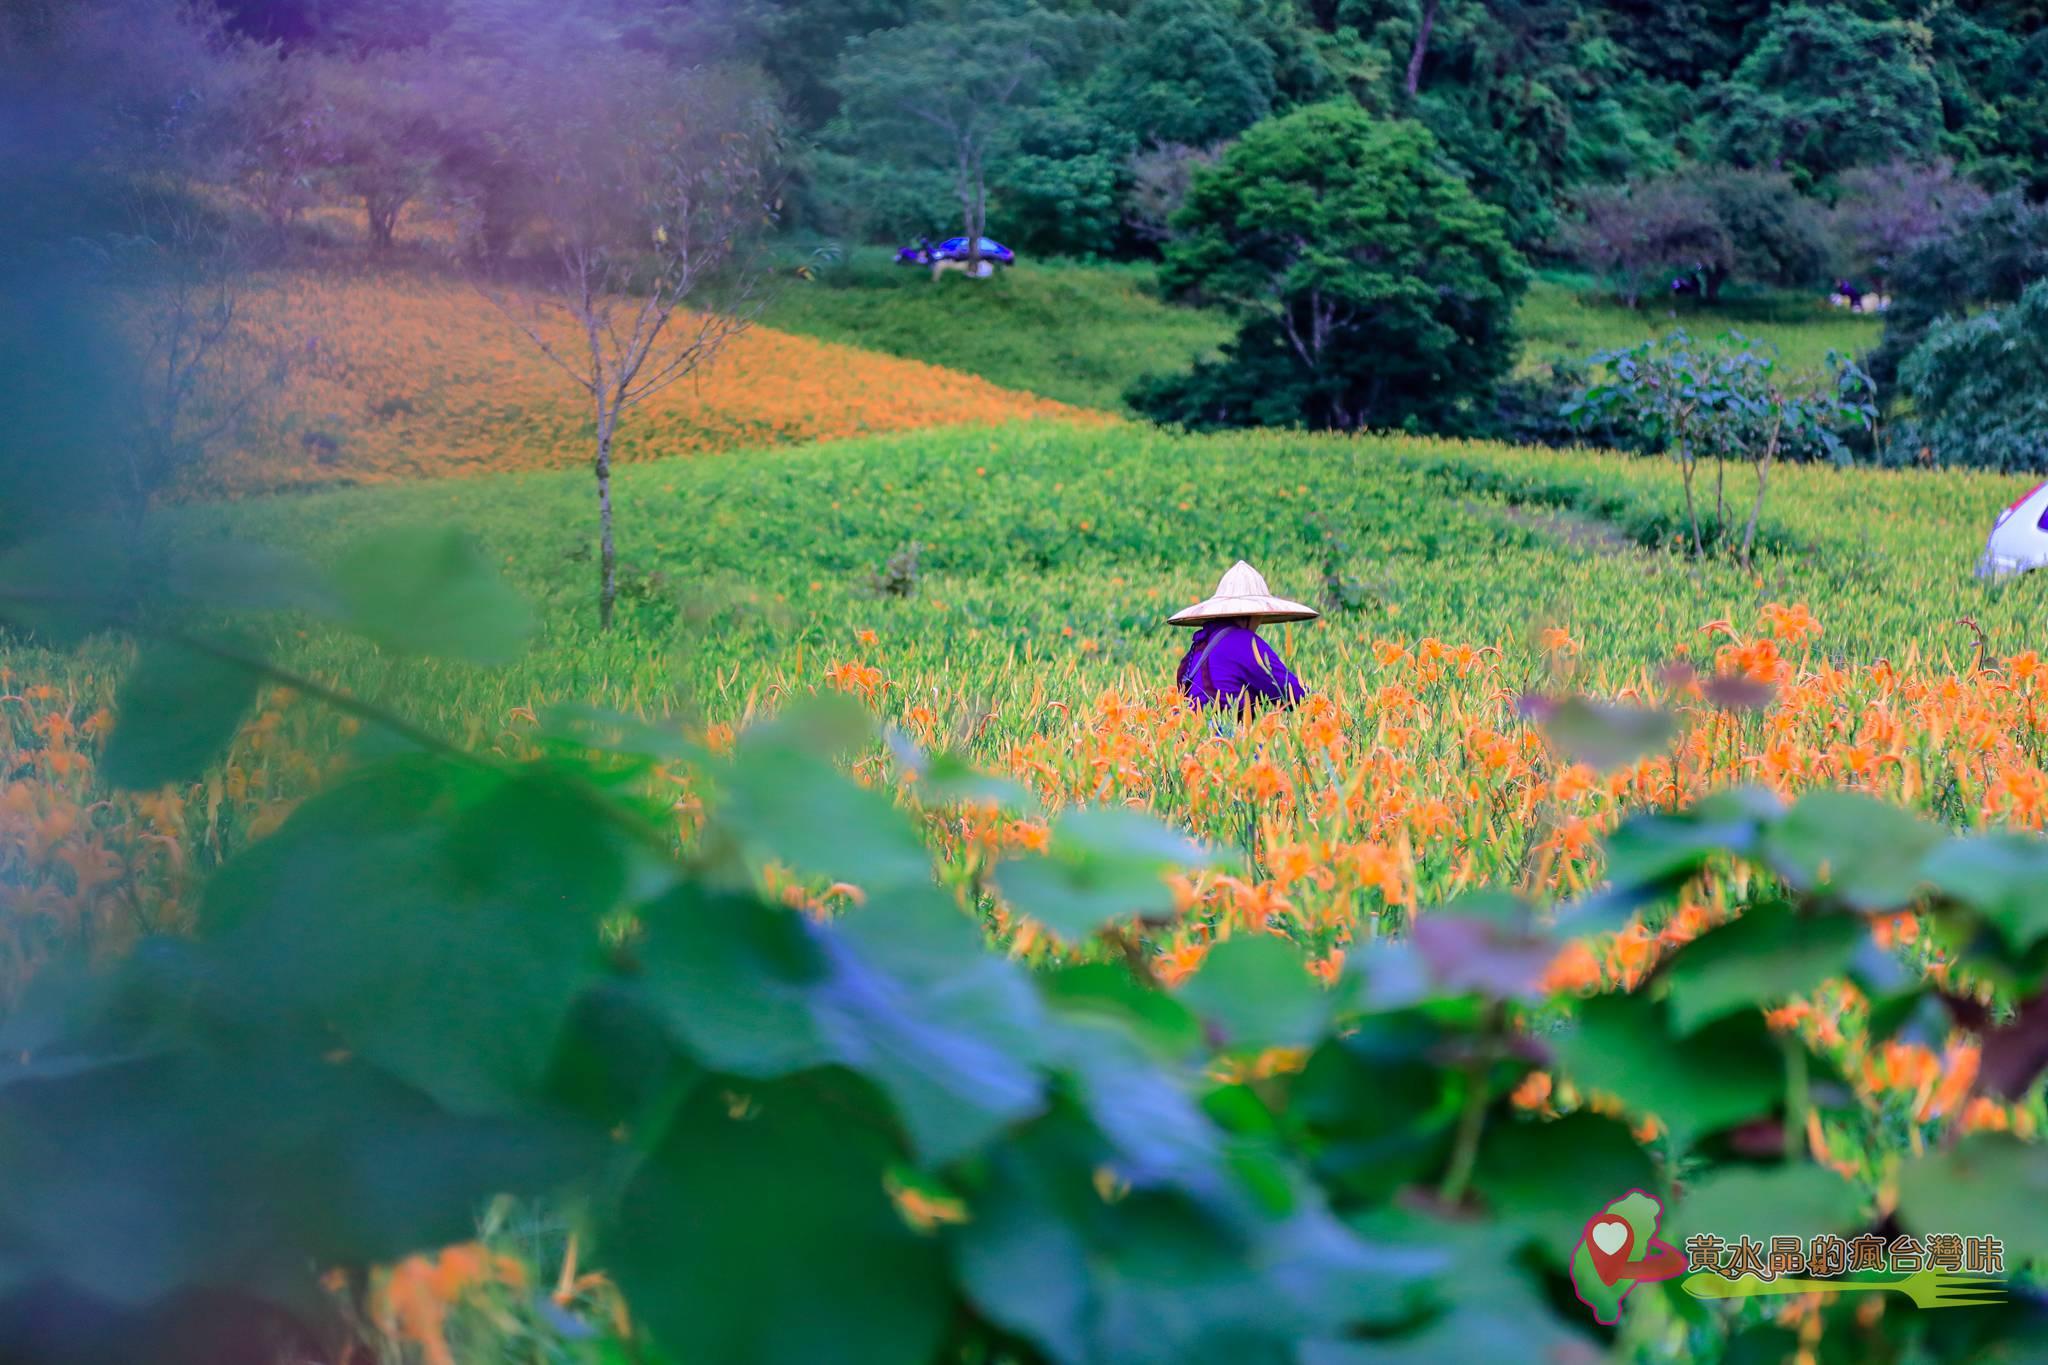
[1894,280,2048,472]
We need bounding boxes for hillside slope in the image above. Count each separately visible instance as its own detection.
[184,271,1104,498]
[760,251,1234,412]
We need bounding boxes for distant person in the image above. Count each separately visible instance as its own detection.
[1171,560,1314,711]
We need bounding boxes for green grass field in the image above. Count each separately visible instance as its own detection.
[136,419,2028,746]
[10,299,2045,1365]
[760,249,1233,412]
[1516,273,1884,380]
[758,256,1887,413]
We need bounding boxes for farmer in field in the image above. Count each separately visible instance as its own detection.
[1171,561,1314,711]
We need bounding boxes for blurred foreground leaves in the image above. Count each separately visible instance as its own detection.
[1,528,2046,1364]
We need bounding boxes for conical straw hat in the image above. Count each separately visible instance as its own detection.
[1168,561,1320,627]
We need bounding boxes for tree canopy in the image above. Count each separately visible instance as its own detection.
[1133,104,1526,434]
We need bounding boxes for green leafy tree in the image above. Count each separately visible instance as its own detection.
[991,97,1132,258]
[828,0,1077,265]
[1089,0,1277,148]
[1707,4,1942,185]
[1134,104,1525,433]
[1894,279,2048,472]
[1693,165,1828,295]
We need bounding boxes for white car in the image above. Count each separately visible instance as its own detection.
[1977,480,2048,579]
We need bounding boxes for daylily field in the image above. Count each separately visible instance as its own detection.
[7,272,2047,1362]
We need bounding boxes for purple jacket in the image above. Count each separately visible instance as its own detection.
[1176,623,1306,710]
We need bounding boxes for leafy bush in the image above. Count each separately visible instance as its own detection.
[1892,280,2048,472]
[1694,166,1830,294]
[1869,190,2048,389]
[1567,331,1875,565]
[1132,104,1526,435]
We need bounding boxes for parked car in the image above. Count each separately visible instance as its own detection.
[934,236,1014,265]
[895,236,1015,267]
[1977,480,2048,578]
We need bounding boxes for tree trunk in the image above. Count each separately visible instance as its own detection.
[595,412,617,630]
[959,140,982,271]
[1405,0,1440,97]
[366,193,401,251]
[1714,453,1725,549]
[1741,419,1781,570]
[1679,451,1702,560]
[969,156,986,270]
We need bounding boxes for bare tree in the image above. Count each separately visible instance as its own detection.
[469,56,780,629]
[3,0,294,517]
[1404,0,1440,97]
[107,204,298,513]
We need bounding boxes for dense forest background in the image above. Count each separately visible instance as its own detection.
[153,0,2048,260]
[9,0,2048,464]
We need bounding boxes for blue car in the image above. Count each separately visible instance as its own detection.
[896,236,1015,266]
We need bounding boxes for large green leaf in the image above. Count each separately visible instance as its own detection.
[1587,787,1783,918]
[1173,935,1332,1051]
[1410,893,1557,1000]
[1292,1015,1459,1203]
[100,638,261,790]
[1325,1209,1594,1365]
[0,1042,596,1312]
[1533,696,1676,772]
[1045,1014,1223,1196]
[1678,1163,1866,1245]
[1553,993,1784,1146]
[165,541,335,616]
[1923,833,2048,952]
[202,762,622,1114]
[609,1071,950,1365]
[1039,964,1203,1061]
[331,526,533,665]
[1659,905,1868,1034]
[629,885,837,1078]
[991,805,1215,943]
[951,1114,1421,1365]
[715,736,935,896]
[1896,1135,2048,1263]
[634,885,1045,1164]
[821,891,1048,1162]
[538,702,709,767]
[1472,1111,1659,1249]
[0,522,133,645]
[1761,790,1940,911]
